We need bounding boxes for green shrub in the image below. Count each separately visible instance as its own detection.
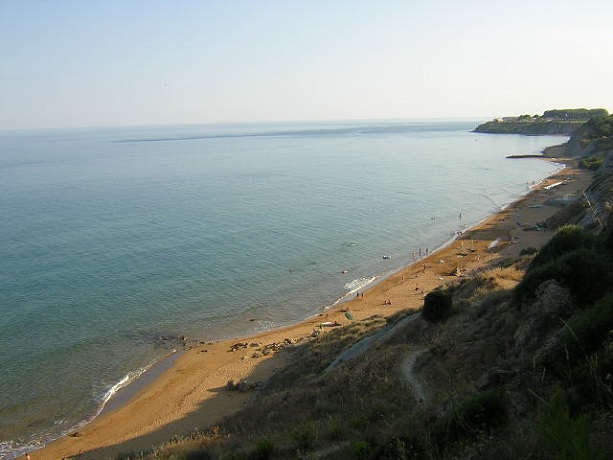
[322,417,349,441]
[364,436,426,460]
[353,441,371,458]
[248,440,276,460]
[515,248,611,307]
[455,387,507,429]
[183,450,214,460]
[551,294,613,366]
[422,289,452,322]
[432,388,507,448]
[579,155,605,170]
[349,416,369,431]
[292,427,315,452]
[528,225,599,271]
[519,246,538,256]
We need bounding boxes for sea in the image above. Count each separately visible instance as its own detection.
[0,119,565,458]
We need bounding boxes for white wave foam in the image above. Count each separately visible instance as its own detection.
[96,366,152,416]
[0,364,160,460]
[251,320,276,333]
[343,276,377,296]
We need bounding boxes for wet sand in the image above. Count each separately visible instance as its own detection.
[34,156,593,460]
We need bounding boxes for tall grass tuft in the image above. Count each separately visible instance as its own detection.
[553,293,613,365]
[248,439,276,460]
[538,388,606,460]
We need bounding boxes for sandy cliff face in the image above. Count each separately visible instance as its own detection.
[565,135,613,156]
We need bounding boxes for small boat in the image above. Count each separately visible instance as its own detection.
[383,254,391,260]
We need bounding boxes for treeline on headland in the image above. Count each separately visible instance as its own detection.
[474,108,610,135]
[542,108,609,120]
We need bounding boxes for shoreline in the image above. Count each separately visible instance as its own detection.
[33,151,592,460]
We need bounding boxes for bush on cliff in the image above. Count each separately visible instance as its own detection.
[579,155,605,170]
[528,224,599,271]
[422,289,452,322]
[576,113,613,139]
[515,248,611,308]
[432,388,507,449]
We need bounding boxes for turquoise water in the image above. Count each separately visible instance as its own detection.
[0,120,563,457]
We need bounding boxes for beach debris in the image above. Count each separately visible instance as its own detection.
[261,342,286,354]
[233,339,296,356]
[229,342,249,352]
[226,379,261,392]
[344,311,354,321]
[520,223,546,231]
[487,237,502,250]
[206,425,223,438]
[156,334,200,351]
[320,321,342,327]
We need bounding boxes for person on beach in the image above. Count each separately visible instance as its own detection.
[25,453,31,460]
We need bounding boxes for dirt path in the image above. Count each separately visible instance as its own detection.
[402,349,428,403]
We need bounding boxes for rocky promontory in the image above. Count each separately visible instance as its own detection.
[474,119,583,135]
[474,108,609,135]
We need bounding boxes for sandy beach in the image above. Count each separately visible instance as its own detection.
[33,155,593,460]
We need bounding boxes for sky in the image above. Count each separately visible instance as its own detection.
[1,0,612,130]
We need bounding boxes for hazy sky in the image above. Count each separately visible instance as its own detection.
[1,0,612,129]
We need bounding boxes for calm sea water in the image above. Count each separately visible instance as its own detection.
[0,120,564,457]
